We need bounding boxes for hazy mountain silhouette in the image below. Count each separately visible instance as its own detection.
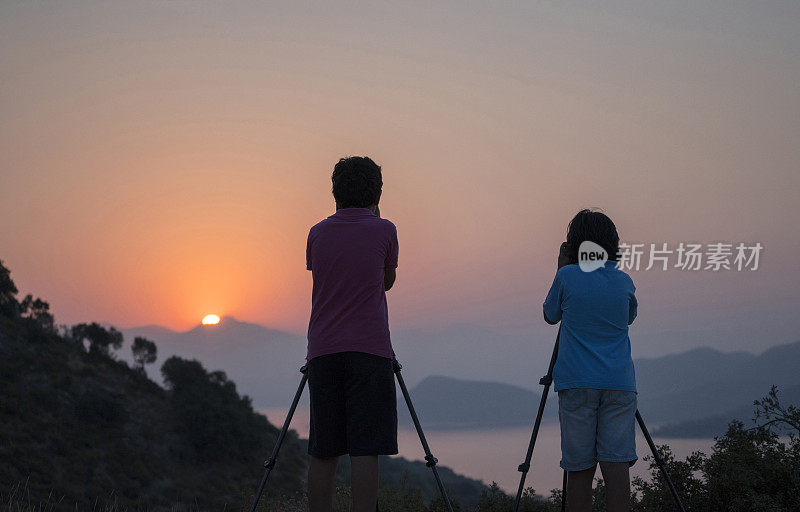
[403,375,554,430]
[391,325,548,388]
[120,316,306,406]
[634,347,755,398]
[120,319,800,432]
[408,341,800,432]
[651,383,800,438]
[638,340,800,425]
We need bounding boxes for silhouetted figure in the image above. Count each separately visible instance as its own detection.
[305,156,399,512]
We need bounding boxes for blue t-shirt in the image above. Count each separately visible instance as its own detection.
[543,260,638,392]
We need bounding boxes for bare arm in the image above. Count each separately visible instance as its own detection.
[384,268,396,291]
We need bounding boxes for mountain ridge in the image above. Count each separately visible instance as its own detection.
[404,375,553,430]
[119,318,800,432]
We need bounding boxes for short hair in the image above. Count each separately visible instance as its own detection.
[566,209,620,262]
[331,156,383,209]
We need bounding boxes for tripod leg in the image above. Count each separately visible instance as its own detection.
[513,328,561,512]
[392,358,455,512]
[635,410,687,512]
[513,379,552,511]
[249,366,309,512]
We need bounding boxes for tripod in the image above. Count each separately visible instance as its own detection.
[512,328,687,512]
[249,359,455,512]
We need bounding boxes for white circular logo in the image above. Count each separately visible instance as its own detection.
[578,241,608,272]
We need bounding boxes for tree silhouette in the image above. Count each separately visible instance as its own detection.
[70,322,123,356]
[1,260,53,332]
[0,259,20,318]
[131,336,157,372]
[753,385,800,435]
[19,294,55,331]
[161,356,262,462]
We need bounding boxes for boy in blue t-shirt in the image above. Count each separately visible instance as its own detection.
[543,209,638,512]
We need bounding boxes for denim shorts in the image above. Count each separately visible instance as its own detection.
[558,388,638,471]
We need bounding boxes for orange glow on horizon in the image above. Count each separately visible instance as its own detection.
[2,1,795,344]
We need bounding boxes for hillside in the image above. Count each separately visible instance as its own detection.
[0,315,307,511]
[0,260,488,510]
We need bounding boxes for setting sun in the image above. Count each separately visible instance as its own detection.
[201,314,220,325]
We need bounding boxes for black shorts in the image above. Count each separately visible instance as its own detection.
[307,351,398,458]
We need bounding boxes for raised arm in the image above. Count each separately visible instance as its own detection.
[542,244,568,325]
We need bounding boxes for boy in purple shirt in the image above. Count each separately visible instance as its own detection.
[305,156,398,512]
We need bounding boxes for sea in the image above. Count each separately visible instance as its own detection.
[260,406,714,495]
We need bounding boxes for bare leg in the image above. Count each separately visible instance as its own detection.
[599,461,630,512]
[308,456,338,512]
[566,465,596,512]
[350,455,379,512]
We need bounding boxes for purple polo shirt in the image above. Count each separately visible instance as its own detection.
[306,208,398,361]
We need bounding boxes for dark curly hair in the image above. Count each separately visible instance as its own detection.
[331,156,383,209]
[565,209,620,263]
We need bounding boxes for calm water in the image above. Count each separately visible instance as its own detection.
[260,407,714,495]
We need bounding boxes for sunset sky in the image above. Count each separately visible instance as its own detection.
[2,1,798,357]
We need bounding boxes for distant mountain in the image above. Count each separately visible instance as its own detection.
[391,325,553,389]
[652,384,800,438]
[634,347,755,399]
[403,375,555,430]
[120,316,307,406]
[121,323,179,340]
[119,318,800,433]
[397,340,800,433]
[637,340,800,425]
[119,321,557,408]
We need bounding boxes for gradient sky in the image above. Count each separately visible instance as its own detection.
[2,1,798,357]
